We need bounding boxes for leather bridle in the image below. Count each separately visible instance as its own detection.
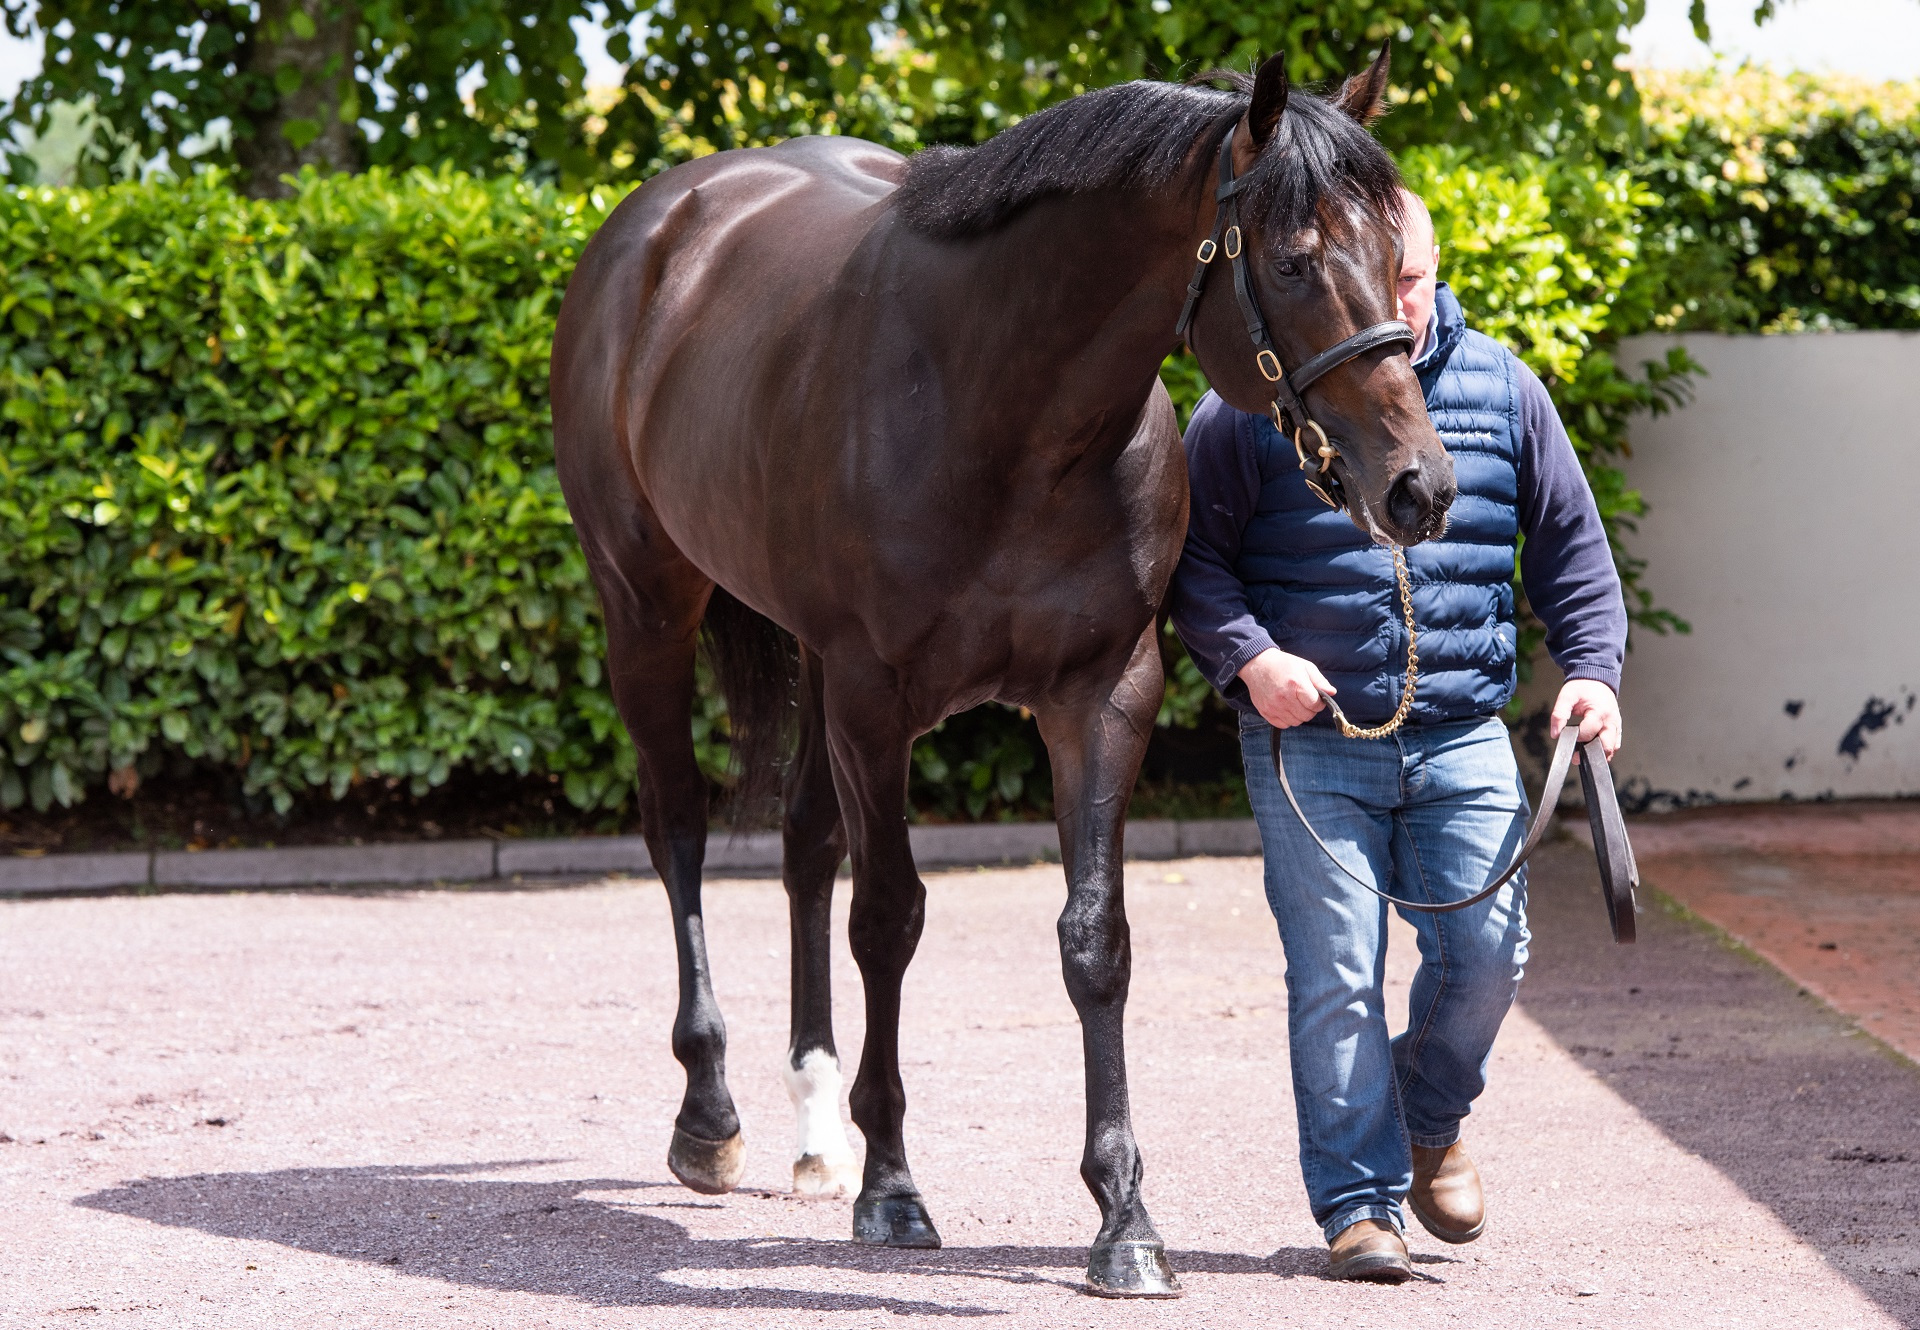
[1174,130,1417,511]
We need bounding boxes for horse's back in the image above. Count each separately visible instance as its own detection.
[552,137,905,567]
[554,136,902,384]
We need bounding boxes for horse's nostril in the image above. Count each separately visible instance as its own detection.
[1386,465,1442,534]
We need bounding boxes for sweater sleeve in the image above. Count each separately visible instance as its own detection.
[1513,362,1628,693]
[1166,394,1272,704]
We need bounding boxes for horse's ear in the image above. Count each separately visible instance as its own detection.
[1247,51,1289,148]
[1334,44,1392,125]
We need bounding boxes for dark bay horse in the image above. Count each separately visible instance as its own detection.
[551,49,1453,1297]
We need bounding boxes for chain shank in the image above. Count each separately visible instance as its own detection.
[1325,545,1419,740]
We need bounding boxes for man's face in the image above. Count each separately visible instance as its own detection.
[1396,205,1440,357]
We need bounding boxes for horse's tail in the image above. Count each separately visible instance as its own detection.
[700,587,800,829]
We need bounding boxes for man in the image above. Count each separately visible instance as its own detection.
[1167,189,1626,1283]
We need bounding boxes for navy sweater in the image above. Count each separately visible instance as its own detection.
[1168,292,1626,719]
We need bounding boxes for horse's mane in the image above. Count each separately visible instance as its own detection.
[892,73,1403,240]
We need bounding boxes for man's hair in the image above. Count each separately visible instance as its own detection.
[1396,187,1437,253]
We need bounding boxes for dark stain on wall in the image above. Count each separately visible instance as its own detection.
[1616,776,1722,815]
[1838,697,1898,761]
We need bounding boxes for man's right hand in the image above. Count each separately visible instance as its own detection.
[1239,647,1335,730]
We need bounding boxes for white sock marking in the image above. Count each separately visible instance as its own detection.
[783,1048,856,1168]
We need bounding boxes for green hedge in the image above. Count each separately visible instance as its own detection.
[0,167,692,815]
[10,69,1910,820]
[0,155,1694,820]
[1633,68,1920,333]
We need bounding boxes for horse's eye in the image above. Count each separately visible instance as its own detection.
[1275,258,1302,278]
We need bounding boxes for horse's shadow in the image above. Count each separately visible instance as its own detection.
[76,1160,1328,1314]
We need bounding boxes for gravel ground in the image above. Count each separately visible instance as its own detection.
[2,843,1915,1328]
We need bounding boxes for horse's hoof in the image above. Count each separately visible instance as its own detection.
[667,1126,746,1195]
[793,1151,860,1199]
[852,1193,942,1248]
[1084,1241,1184,1298]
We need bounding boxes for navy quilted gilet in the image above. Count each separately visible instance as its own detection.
[1235,285,1522,727]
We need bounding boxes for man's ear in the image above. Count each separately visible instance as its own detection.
[1247,51,1289,148]
[1334,44,1392,125]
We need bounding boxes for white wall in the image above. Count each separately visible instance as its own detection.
[1595,330,1920,807]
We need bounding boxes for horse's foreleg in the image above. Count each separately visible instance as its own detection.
[782,646,860,1197]
[1037,626,1183,1297]
[823,663,941,1248]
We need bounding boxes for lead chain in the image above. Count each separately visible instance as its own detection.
[1329,545,1419,741]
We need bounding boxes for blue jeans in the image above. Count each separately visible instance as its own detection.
[1239,713,1530,1242]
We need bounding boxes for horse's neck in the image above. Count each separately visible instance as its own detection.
[912,187,1207,456]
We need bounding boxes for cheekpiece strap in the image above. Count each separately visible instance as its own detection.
[1218,138,1279,372]
[1174,132,1244,344]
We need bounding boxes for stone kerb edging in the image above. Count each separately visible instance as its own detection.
[0,818,1264,896]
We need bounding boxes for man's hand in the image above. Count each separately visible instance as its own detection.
[1240,648,1334,730]
[1550,678,1623,761]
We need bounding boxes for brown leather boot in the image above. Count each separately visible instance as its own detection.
[1327,1218,1412,1283]
[1409,1141,1486,1244]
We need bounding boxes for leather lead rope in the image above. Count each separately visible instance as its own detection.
[1269,721,1639,943]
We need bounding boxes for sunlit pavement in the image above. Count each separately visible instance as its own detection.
[1,841,1914,1328]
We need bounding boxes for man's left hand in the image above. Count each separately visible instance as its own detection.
[1550,679,1622,761]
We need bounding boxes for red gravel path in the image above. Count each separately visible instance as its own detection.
[2,844,1914,1328]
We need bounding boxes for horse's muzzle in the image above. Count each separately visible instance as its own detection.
[1385,461,1456,545]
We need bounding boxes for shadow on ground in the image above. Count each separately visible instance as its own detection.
[76,1160,1321,1313]
[1520,841,1920,1324]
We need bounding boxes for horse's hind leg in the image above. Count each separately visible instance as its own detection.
[781,645,861,1197]
[588,533,745,1195]
[1035,625,1182,1297]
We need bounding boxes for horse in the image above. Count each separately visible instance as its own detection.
[549,48,1454,1297]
